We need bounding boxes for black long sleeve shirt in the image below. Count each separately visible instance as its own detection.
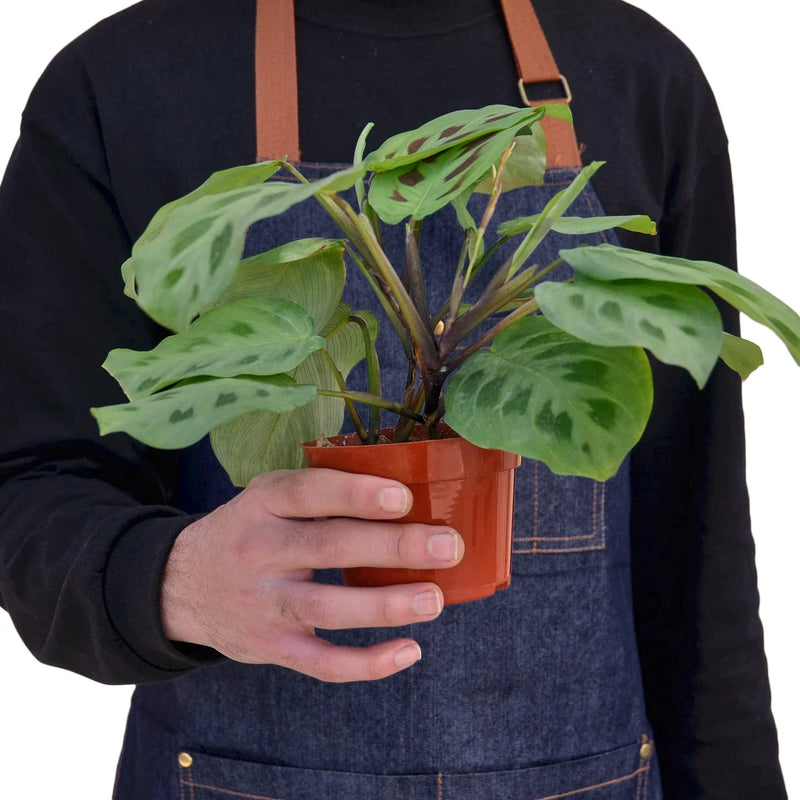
[0,0,785,796]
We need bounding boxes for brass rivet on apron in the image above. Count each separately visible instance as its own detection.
[178,752,193,768]
[639,741,653,759]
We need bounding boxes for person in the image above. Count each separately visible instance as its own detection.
[0,0,787,797]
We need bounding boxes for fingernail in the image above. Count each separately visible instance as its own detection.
[394,643,422,669]
[412,589,443,617]
[427,531,461,562]
[379,487,411,513]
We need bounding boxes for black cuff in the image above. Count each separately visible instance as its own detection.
[104,509,225,680]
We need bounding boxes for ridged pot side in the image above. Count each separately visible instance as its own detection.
[301,426,521,605]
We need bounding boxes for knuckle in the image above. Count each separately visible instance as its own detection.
[246,469,314,517]
[294,586,333,628]
[282,470,317,510]
[391,524,424,564]
[377,592,408,626]
[311,522,348,565]
[273,583,331,629]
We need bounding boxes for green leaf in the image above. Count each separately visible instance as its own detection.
[121,161,284,301]
[719,332,764,380]
[473,124,547,193]
[498,213,656,239]
[353,121,375,211]
[445,315,653,480]
[208,238,346,333]
[364,105,543,172]
[536,275,723,387]
[449,189,485,264]
[541,103,573,124]
[104,297,324,400]
[368,126,527,224]
[210,308,379,484]
[508,161,604,275]
[560,244,800,366]
[125,164,364,332]
[92,375,316,450]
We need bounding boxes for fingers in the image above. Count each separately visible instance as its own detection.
[270,580,444,631]
[275,517,464,571]
[272,630,423,683]
[251,468,414,520]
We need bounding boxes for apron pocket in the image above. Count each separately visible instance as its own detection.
[174,737,655,800]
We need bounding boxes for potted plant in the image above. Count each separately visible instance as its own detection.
[92,104,800,604]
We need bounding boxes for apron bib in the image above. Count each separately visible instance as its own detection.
[114,3,662,797]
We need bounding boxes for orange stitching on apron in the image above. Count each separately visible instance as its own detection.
[178,763,197,800]
[178,781,284,800]
[513,475,607,553]
[437,771,444,800]
[531,765,650,800]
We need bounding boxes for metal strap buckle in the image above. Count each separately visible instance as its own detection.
[518,74,572,107]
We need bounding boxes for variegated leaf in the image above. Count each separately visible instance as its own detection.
[91,375,316,450]
[368,126,526,225]
[208,238,346,333]
[473,125,547,193]
[561,244,800,365]
[104,297,323,400]
[445,315,653,480]
[124,164,364,332]
[210,307,379,484]
[364,105,543,172]
[122,161,284,302]
[536,275,722,387]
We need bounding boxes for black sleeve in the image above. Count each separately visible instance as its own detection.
[0,57,222,684]
[628,90,786,796]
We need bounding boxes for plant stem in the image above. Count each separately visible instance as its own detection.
[278,160,310,184]
[443,233,470,331]
[394,381,425,442]
[319,349,368,442]
[343,241,416,363]
[402,221,431,328]
[439,257,565,358]
[317,389,424,423]
[354,213,441,371]
[350,314,382,443]
[464,142,514,286]
[446,296,541,371]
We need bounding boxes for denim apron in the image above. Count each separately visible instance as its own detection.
[112,160,663,798]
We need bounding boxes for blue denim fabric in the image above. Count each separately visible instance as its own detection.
[115,166,662,799]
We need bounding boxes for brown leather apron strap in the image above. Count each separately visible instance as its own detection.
[255,0,300,161]
[255,0,581,166]
[497,0,581,167]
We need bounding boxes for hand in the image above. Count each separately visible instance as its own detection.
[161,468,464,682]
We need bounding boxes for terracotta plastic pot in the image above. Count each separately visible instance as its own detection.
[301,426,521,605]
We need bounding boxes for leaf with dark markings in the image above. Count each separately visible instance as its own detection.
[561,244,800,365]
[125,165,364,332]
[210,307,379,484]
[536,275,722,387]
[103,297,324,400]
[369,127,526,224]
[364,105,542,172]
[445,315,653,480]
[92,375,317,450]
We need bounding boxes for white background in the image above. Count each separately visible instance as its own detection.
[0,1,797,797]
